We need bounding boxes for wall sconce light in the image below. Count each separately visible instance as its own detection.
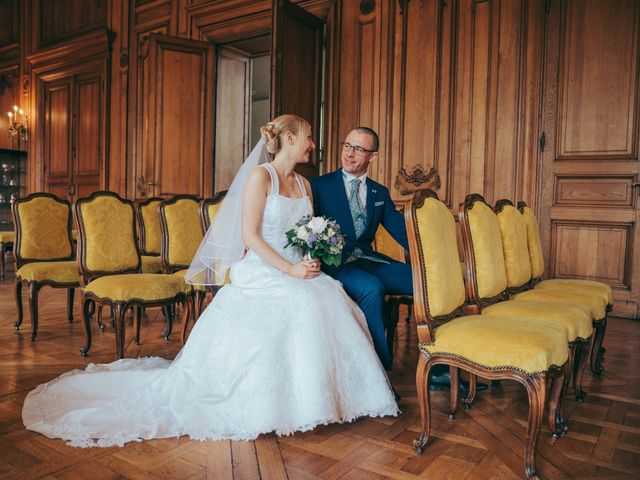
[8,105,28,147]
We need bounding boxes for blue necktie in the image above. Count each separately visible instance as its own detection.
[348,178,366,238]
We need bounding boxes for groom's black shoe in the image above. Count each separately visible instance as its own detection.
[428,370,488,393]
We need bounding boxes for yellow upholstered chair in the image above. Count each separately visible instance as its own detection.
[0,230,14,280]
[518,201,611,375]
[160,195,204,342]
[12,193,81,340]
[200,191,227,232]
[134,198,164,274]
[405,190,568,479]
[459,195,597,404]
[75,191,190,359]
[372,224,413,360]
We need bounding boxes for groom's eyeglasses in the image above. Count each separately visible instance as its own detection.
[341,142,376,156]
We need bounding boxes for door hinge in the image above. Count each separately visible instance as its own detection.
[539,132,546,152]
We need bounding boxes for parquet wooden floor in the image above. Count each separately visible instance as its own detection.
[0,260,638,479]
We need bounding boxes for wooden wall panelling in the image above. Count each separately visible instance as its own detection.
[391,0,454,205]
[0,65,20,151]
[73,70,103,198]
[539,0,640,318]
[107,0,130,195]
[28,29,112,200]
[0,0,20,49]
[41,76,71,199]
[35,0,107,49]
[129,0,174,198]
[143,34,212,198]
[333,0,394,184]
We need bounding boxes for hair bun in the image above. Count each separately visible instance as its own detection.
[260,122,282,154]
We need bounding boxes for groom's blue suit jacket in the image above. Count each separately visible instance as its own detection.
[310,169,409,263]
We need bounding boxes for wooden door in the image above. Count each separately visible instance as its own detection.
[73,70,105,198]
[271,0,324,178]
[43,77,73,200]
[540,0,640,318]
[142,34,213,198]
[214,46,251,193]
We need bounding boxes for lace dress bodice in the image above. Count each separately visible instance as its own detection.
[242,163,312,265]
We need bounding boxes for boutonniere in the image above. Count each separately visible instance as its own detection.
[372,189,377,194]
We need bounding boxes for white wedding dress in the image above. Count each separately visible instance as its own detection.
[22,163,398,447]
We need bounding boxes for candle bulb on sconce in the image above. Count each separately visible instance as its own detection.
[7,104,28,148]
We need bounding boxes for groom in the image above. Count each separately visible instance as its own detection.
[310,127,411,372]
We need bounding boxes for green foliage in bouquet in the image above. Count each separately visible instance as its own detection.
[285,215,345,267]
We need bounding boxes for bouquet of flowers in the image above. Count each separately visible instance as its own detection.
[285,215,345,267]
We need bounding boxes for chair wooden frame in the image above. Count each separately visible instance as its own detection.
[492,198,591,403]
[517,201,610,377]
[194,192,228,316]
[405,190,566,479]
[160,194,202,342]
[12,193,79,340]
[134,197,164,256]
[199,191,227,232]
[75,191,191,359]
[0,235,13,280]
[459,194,588,418]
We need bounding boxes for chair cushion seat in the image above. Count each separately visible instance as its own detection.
[512,289,607,320]
[421,314,568,375]
[534,279,613,306]
[16,261,81,284]
[141,255,163,274]
[483,300,593,341]
[0,231,14,243]
[83,273,188,301]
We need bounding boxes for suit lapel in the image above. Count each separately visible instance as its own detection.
[365,179,377,233]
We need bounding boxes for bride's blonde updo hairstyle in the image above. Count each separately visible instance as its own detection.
[260,114,310,155]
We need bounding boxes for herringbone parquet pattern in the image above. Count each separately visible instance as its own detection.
[0,260,638,479]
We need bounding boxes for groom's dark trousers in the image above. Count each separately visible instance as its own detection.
[311,169,412,370]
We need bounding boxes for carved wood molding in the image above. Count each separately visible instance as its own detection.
[395,165,441,195]
[27,29,114,71]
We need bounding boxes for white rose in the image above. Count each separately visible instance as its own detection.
[296,225,310,240]
[307,216,328,234]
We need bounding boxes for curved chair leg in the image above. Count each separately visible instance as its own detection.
[28,282,41,341]
[134,306,142,345]
[162,305,173,340]
[181,296,196,344]
[590,317,607,376]
[0,243,6,280]
[67,288,74,322]
[196,290,205,318]
[449,367,460,419]
[14,281,23,329]
[573,339,589,402]
[463,374,477,409]
[548,370,567,438]
[413,355,432,453]
[80,298,93,356]
[113,303,127,359]
[522,375,547,479]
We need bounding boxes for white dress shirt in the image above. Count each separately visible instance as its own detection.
[342,171,368,208]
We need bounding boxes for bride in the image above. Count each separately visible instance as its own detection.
[22,114,398,447]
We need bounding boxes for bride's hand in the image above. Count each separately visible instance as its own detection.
[287,258,321,279]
